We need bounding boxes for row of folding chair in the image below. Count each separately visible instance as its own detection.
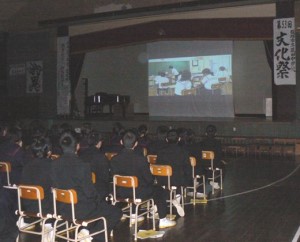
[146,150,223,196]
[16,185,108,242]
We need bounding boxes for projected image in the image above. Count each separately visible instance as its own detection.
[148,55,232,96]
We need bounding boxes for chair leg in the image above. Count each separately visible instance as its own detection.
[220,169,223,190]
[212,171,215,194]
[134,206,138,241]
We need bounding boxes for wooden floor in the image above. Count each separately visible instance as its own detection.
[17,155,300,242]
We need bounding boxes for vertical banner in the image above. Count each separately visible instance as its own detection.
[273,17,296,85]
[57,36,70,115]
[26,61,43,93]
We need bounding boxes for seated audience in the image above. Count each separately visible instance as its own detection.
[0,127,24,185]
[78,130,111,200]
[110,130,177,228]
[147,125,169,155]
[102,122,125,153]
[20,137,54,238]
[0,126,25,239]
[156,129,193,199]
[137,124,149,149]
[51,131,122,242]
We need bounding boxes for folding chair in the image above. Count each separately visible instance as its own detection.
[202,151,223,194]
[146,154,157,164]
[105,152,117,161]
[184,156,206,205]
[112,175,155,241]
[16,185,53,242]
[150,164,184,220]
[0,161,17,189]
[52,188,108,242]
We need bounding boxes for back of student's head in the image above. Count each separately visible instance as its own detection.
[184,128,195,144]
[81,122,92,137]
[156,125,169,141]
[87,130,103,147]
[138,124,148,137]
[121,130,137,149]
[166,129,179,144]
[202,68,213,76]
[59,122,73,134]
[8,127,22,144]
[206,125,217,138]
[31,137,52,158]
[59,131,77,153]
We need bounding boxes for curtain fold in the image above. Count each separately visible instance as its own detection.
[70,53,85,116]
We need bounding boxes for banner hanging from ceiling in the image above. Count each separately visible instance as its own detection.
[273,17,296,85]
[57,36,71,115]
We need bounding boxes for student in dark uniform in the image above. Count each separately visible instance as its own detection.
[0,127,25,185]
[147,125,169,155]
[51,131,122,242]
[110,130,176,228]
[78,130,111,201]
[21,137,53,213]
[156,129,193,188]
[0,127,25,231]
[20,137,54,240]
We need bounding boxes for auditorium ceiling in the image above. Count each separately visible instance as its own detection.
[1,0,299,34]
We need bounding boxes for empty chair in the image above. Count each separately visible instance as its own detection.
[112,175,155,241]
[16,185,53,242]
[184,156,206,204]
[202,151,223,194]
[52,188,108,242]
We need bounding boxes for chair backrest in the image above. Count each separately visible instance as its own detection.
[150,164,172,176]
[113,175,138,203]
[189,156,196,178]
[114,175,138,188]
[189,156,196,167]
[105,152,117,160]
[150,164,172,190]
[202,151,215,169]
[147,154,157,164]
[52,188,78,222]
[202,151,215,160]
[0,161,12,186]
[17,185,44,216]
[92,172,96,184]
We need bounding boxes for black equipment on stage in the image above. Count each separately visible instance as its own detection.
[85,92,130,117]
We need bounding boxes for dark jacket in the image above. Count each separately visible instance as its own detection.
[110,148,154,199]
[51,153,103,219]
[0,142,24,185]
[20,157,53,215]
[156,143,192,187]
[51,152,122,235]
[78,146,110,200]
